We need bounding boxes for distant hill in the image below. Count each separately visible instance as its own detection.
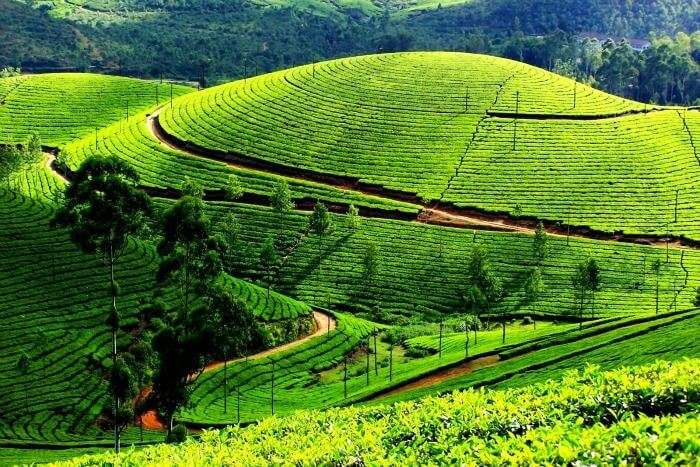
[2,0,697,82]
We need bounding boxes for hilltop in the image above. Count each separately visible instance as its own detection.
[0,52,699,464]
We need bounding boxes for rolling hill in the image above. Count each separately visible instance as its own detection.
[0,52,699,464]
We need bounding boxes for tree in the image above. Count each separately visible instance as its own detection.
[26,132,42,162]
[259,236,279,298]
[585,258,600,318]
[220,213,243,276]
[693,286,700,308]
[363,240,380,287]
[51,155,151,453]
[572,258,601,328]
[462,245,503,341]
[345,204,360,231]
[157,195,223,319]
[223,174,243,201]
[180,177,204,199]
[532,221,548,264]
[16,353,30,416]
[201,281,257,414]
[150,324,208,438]
[0,145,22,189]
[271,180,294,215]
[308,201,332,241]
[572,261,587,329]
[523,266,545,328]
[651,259,662,314]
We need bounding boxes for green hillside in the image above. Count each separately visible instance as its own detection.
[156,52,699,238]
[0,73,192,146]
[53,359,700,466]
[0,54,698,464]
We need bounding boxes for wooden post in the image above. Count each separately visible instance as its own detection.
[513,91,519,151]
[464,321,469,357]
[438,319,443,358]
[465,89,469,112]
[365,340,370,386]
[389,346,393,382]
[270,360,275,415]
[343,356,348,399]
[674,189,679,223]
[373,330,378,375]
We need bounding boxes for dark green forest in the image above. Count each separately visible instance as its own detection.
[1,0,699,103]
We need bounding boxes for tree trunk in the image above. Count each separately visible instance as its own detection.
[109,242,120,454]
[223,357,228,414]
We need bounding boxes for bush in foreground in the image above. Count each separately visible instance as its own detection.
[56,360,700,466]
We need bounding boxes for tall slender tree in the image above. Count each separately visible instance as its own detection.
[51,155,151,453]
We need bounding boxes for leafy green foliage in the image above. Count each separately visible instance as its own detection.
[55,360,700,465]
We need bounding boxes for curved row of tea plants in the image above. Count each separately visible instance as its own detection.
[201,201,700,320]
[60,111,419,213]
[381,309,700,404]
[0,173,313,443]
[183,315,577,424]
[0,73,193,146]
[54,359,700,466]
[152,52,700,237]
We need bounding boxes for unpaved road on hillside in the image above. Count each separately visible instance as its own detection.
[139,310,336,430]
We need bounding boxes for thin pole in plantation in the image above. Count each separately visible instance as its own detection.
[237,385,240,424]
[573,80,577,109]
[156,83,159,105]
[170,82,173,110]
[343,356,348,399]
[365,339,370,386]
[270,360,275,415]
[465,321,469,357]
[674,189,680,223]
[327,314,330,336]
[438,319,443,358]
[666,222,670,263]
[94,128,98,150]
[513,91,520,151]
[567,206,571,246]
[373,329,378,376]
[126,100,129,121]
[465,89,469,112]
[389,345,393,382]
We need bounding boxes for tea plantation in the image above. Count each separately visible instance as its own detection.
[0,52,698,464]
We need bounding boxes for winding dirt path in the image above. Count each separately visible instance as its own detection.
[374,354,501,400]
[138,310,336,430]
[145,110,698,249]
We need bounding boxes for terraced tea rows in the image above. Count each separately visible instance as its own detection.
[156,52,697,238]
[0,168,314,443]
[0,73,192,146]
[201,202,700,320]
[60,112,419,213]
[0,186,165,442]
[442,110,700,238]
[184,318,575,424]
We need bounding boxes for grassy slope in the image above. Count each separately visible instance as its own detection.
[52,360,700,466]
[378,310,700,404]
[0,175,312,444]
[0,73,192,146]
[60,110,419,213]
[202,202,700,320]
[158,52,700,238]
